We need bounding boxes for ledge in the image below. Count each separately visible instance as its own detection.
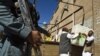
[42,41,59,45]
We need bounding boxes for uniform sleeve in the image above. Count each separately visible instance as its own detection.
[0,21,32,39]
[19,25,32,39]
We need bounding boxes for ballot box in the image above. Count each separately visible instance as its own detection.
[71,24,92,47]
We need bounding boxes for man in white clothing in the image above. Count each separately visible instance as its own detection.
[59,27,78,56]
[83,30,95,56]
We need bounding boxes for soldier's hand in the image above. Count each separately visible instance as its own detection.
[27,30,42,47]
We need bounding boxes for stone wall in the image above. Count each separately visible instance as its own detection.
[46,0,100,56]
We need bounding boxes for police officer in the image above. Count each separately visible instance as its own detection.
[0,0,41,56]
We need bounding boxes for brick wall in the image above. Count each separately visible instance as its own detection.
[32,44,59,56]
[46,0,100,56]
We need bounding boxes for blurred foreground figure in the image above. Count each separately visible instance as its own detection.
[0,0,43,56]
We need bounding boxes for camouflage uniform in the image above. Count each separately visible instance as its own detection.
[0,0,32,56]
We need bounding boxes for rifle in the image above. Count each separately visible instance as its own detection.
[18,0,50,56]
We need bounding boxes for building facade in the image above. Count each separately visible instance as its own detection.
[46,0,100,56]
